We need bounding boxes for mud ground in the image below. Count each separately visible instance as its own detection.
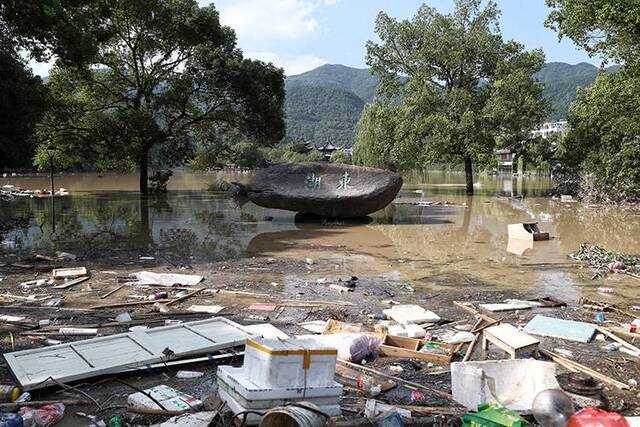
[1,253,640,426]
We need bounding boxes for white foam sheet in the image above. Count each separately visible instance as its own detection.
[451,359,559,412]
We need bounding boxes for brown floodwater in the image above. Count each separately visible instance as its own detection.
[2,171,640,303]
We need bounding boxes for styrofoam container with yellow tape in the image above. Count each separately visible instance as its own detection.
[217,338,343,424]
[242,337,338,389]
[217,367,341,405]
[217,365,342,400]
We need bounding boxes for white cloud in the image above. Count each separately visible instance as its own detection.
[246,51,327,75]
[213,0,337,43]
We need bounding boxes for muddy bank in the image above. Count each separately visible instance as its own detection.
[1,251,640,425]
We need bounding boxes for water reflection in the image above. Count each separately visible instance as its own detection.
[1,171,640,299]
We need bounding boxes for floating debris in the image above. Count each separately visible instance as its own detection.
[570,243,640,268]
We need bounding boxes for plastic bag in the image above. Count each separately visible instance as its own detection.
[311,333,381,362]
[18,403,65,426]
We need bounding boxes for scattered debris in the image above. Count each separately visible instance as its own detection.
[482,323,539,359]
[128,385,202,412]
[382,305,440,325]
[217,338,342,425]
[508,222,550,242]
[186,305,224,314]
[524,315,595,343]
[51,267,88,280]
[127,271,204,287]
[451,360,559,411]
[5,318,251,390]
[247,303,277,312]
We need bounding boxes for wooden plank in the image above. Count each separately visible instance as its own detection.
[453,301,497,323]
[379,335,454,364]
[484,324,539,350]
[462,318,484,362]
[334,364,397,392]
[100,284,126,299]
[53,276,89,289]
[51,267,87,280]
[597,327,640,354]
[337,360,458,402]
[539,349,629,390]
[90,299,177,309]
[166,287,205,306]
[4,317,253,390]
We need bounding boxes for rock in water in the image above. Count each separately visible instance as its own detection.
[246,162,403,218]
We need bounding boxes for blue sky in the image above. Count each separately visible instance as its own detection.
[30,0,599,77]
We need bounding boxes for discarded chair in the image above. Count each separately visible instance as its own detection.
[507,222,549,242]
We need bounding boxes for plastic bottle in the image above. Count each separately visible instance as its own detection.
[567,408,630,427]
[0,385,20,402]
[15,392,31,403]
[108,416,122,427]
[175,370,204,379]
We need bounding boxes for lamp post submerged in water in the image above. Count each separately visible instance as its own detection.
[46,145,56,233]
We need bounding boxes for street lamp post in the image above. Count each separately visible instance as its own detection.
[46,145,56,233]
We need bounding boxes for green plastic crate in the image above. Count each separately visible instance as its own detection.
[462,404,529,427]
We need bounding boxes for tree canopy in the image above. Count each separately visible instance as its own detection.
[359,0,548,193]
[546,0,640,66]
[0,51,47,172]
[0,0,100,171]
[547,0,640,202]
[38,0,285,193]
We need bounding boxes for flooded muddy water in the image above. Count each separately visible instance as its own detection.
[2,171,640,303]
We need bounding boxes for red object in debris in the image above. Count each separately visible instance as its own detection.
[410,390,425,401]
[248,303,277,312]
[568,408,630,427]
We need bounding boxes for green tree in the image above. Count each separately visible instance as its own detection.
[519,133,558,172]
[365,0,548,193]
[353,103,401,171]
[37,0,285,193]
[329,149,351,164]
[546,0,640,66]
[0,51,47,171]
[1,1,106,65]
[559,71,640,202]
[0,0,103,171]
[546,0,640,202]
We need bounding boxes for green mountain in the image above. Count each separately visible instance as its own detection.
[286,64,380,103]
[537,62,617,120]
[283,62,615,147]
[284,84,364,147]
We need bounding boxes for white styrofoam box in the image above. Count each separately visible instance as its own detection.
[218,386,341,426]
[382,305,440,325]
[405,324,426,338]
[451,359,559,412]
[242,338,337,389]
[387,325,407,337]
[217,365,342,400]
[128,385,202,412]
[217,369,340,408]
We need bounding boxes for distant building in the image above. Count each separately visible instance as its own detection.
[495,148,514,174]
[531,121,568,139]
[316,141,340,159]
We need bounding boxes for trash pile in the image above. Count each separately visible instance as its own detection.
[2,254,640,426]
[569,243,640,281]
[0,185,69,200]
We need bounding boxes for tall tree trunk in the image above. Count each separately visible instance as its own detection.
[139,152,149,194]
[464,155,474,195]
